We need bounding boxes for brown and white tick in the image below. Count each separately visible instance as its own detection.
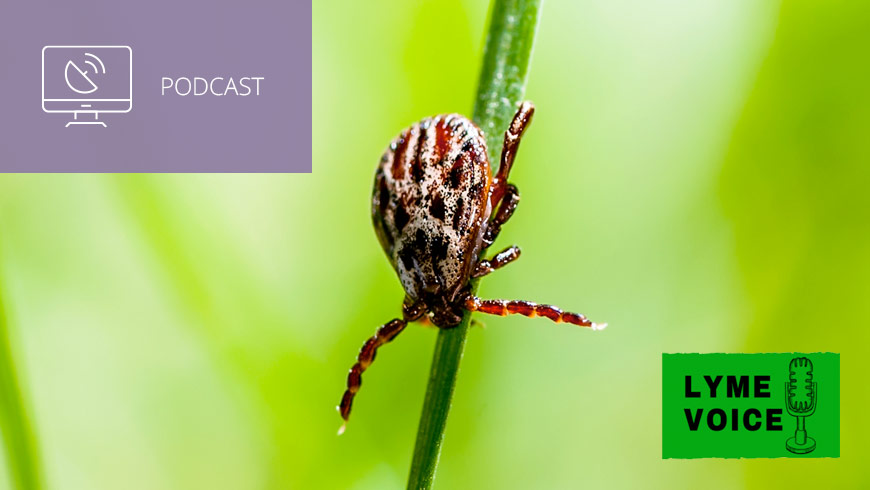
[338,102,605,431]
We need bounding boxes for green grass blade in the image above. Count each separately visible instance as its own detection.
[407,1,542,488]
[0,269,42,490]
[473,0,543,164]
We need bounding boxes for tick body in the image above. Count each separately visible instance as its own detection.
[373,112,491,326]
[339,102,604,430]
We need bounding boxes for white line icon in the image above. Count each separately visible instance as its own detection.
[42,46,132,128]
[64,53,105,94]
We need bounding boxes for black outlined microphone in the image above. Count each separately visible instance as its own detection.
[785,357,817,454]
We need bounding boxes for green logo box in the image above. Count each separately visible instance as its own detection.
[662,353,839,459]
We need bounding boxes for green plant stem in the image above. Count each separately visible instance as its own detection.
[0,260,42,490]
[407,1,542,488]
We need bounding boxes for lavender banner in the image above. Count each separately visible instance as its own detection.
[0,1,312,172]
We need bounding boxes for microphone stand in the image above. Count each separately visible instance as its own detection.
[785,382,817,454]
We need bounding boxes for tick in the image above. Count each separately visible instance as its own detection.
[338,102,605,430]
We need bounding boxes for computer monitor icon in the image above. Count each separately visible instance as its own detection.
[42,46,132,127]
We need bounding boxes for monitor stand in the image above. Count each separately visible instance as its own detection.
[66,111,107,128]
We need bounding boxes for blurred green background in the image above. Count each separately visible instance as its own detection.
[1,0,868,488]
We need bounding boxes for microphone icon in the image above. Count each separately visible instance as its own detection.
[785,357,818,454]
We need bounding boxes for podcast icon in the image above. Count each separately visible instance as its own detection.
[785,357,817,454]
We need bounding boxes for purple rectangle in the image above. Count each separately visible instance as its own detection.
[0,1,312,172]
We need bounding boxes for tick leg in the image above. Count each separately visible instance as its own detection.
[473,245,521,278]
[338,301,425,433]
[484,184,519,247]
[490,101,534,209]
[464,296,606,331]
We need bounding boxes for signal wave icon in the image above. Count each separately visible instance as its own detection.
[64,53,106,95]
